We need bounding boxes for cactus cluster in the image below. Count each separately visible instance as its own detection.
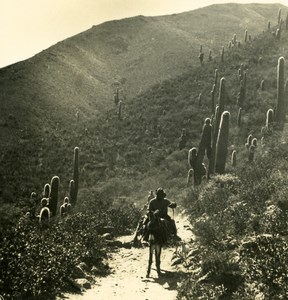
[245,134,257,162]
[187,118,212,185]
[34,146,80,226]
[187,75,233,185]
[209,78,226,175]
[60,197,72,217]
[195,118,212,184]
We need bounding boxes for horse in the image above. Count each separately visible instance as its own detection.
[146,210,170,278]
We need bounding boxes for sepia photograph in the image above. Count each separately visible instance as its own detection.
[1,0,288,299]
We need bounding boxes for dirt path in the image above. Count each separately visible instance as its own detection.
[63,211,194,300]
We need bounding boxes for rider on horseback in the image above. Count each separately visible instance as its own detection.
[148,188,176,225]
[132,188,180,246]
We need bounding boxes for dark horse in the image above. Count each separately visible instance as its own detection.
[146,210,170,278]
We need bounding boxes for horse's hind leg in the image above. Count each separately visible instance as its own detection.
[155,245,162,276]
[146,245,153,278]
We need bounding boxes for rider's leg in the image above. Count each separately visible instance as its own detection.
[155,245,162,276]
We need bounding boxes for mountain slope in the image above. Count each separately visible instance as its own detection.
[0,3,287,206]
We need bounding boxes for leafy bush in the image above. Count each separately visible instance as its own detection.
[238,235,288,299]
[0,213,107,299]
[177,280,226,300]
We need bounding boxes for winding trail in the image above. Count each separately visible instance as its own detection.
[64,211,194,300]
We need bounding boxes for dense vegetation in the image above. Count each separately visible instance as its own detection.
[0,3,288,299]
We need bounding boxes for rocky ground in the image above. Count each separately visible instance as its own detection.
[60,211,194,300]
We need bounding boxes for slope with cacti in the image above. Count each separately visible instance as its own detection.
[0,3,286,211]
[1,4,288,299]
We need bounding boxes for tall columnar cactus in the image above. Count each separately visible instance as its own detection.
[118,100,122,119]
[285,79,288,122]
[260,79,265,91]
[208,105,218,176]
[275,57,285,124]
[73,146,79,204]
[187,169,194,187]
[215,111,230,174]
[209,78,226,175]
[39,207,51,225]
[188,147,197,170]
[286,12,288,30]
[218,78,226,112]
[114,88,120,105]
[278,8,282,26]
[266,108,274,129]
[198,93,202,106]
[245,134,253,149]
[199,52,204,66]
[48,176,59,217]
[237,81,246,107]
[76,111,80,123]
[238,63,245,82]
[233,34,237,44]
[231,150,237,167]
[209,49,212,61]
[244,29,248,42]
[276,28,281,40]
[268,20,271,30]
[43,183,50,198]
[248,144,256,162]
[69,179,76,205]
[178,129,187,150]
[211,84,216,113]
[237,108,242,127]
[60,204,66,217]
[194,118,212,185]
[214,69,218,87]
[221,46,224,62]
[243,72,247,90]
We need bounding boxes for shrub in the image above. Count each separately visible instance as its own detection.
[239,235,288,299]
[0,212,107,299]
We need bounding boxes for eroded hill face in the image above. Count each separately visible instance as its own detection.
[0,3,286,205]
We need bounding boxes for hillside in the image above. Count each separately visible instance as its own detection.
[0,3,286,208]
[1,3,288,299]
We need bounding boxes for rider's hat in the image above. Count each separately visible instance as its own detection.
[156,188,166,198]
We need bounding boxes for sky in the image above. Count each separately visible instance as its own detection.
[1,0,287,68]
